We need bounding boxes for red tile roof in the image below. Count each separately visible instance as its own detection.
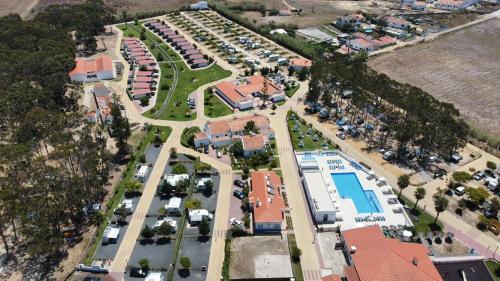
[215,75,282,105]
[206,115,270,136]
[342,225,443,281]
[249,171,285,223]
[290,58,313,68]
[69,55,113,76]
[241,134,266,151]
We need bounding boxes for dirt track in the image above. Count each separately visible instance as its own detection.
[0,0,38,16]
[368,18,500,138]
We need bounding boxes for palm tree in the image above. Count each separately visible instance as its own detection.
[433,194,449,223]
[413,187,426,210]
[397,174,410,200]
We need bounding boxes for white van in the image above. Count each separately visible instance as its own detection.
[189,209,213,223]
[166,197,182,214]
[102,226,120,244]
[136,165,149,182]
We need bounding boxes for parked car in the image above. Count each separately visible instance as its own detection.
[233,189,245,199]
[233,179,245,187]
[336,132,346,140]
[484,169,496,178]
[454,186,466,196]
[383,151,396,161]
[217,150,222,158]
[130,268,148,278]
[230,218,243,228]
[473,171,486,181]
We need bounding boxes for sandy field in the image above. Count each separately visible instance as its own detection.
[368,19,500,138]
[0,0,38,17]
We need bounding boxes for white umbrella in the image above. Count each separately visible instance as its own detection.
[403,230,413,238]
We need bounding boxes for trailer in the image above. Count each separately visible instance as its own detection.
[166,197,182,214]
[189,209,213,224]
[136,165,149,182]
[102,226,120,244]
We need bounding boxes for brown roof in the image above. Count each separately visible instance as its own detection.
[290,58,313,68]
[241,134,266,151]
[342,225,443,281]
[194,131,208,140]
[248,171,285,223]
[215,75,282,105]
[206,115,270,136]
[322,274,342,281]
[69,55,113,76]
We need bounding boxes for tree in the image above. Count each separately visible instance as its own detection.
[397,174,410,199]
[110,101,131,154]
[269,8,279,16]
[433,194,449,223]
[115,206,128,223]
[288,66,295,76]
[175,178,191,195]
[170,147,178,159]
[298,68,309,81]
[291,245,302,263]
[490,197,500,217]
[159,180,174,196]
[230,141,244,157]
[156,221,172,237]
[466,187,490,206]
[180,256,191,269]
[157,52,164,62]
[244,121,259,135]
[185,198,202,210]
[260,67,270,76]
[124,179,142,194]
[413,187,426,210]
[486,161,497,171]
[194,161,211,174]
[141,225,155,239]
[198,217,210,237]
[451,171,472,184]
[204,180,213,194]
[138,258,150,271]
[140,96,149,106]
[172,163,188,174]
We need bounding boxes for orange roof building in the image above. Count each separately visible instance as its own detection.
[342,225,443,281]
[290,58,313,70]
[69,55,115,83]
[201,115,274,148]
[214,75,285,110]
[249,171,285,232]
[241,134,268,157]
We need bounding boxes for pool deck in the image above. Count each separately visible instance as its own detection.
[296,150,413,231]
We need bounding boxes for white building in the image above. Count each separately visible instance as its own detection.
[295,150,413,231]
[434,0,480,10]
[189,1,208,10]
[270,28,288,36]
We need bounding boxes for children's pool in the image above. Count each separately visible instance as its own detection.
[331,172,382,213]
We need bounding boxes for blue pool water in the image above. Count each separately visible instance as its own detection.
[331,173,383,213]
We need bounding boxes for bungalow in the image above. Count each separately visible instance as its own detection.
[183,49,200,58]
[187,54,204,61]
[191,58,209,68]
[130,89,151,100]
[248,171,285,232]
[241,134,268,157]
[179,45,195,53]
[346,38,376,52]
[135,71,154,77]
[373,36,397,48]
[196,115,275,148]
[69,55,116,83]
[132,82,152,90]
[289,58,312,71]
[384,16,411,30]
[214,75,285,110]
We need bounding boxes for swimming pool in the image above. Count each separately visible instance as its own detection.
[331,172,382,213]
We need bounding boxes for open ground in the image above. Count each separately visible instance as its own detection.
[368,18,500,139]
[0,0,38,17]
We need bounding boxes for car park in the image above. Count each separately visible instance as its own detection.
[233,189,245,199]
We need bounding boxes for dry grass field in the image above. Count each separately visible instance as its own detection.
[368,19,500,138]
[31,0,195,15]
[0,0,38,17]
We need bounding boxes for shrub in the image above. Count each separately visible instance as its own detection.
[141,225,155,239]
[180,256,191,269]
[140,96,149,106]
[291,245,302,263]
[138,258,150,271]
[172,163,188,174]
[486,161,497,170]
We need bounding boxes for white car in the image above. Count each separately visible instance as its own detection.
[217,151,222,158]
[336,132,346,140]
[230,218,243,228]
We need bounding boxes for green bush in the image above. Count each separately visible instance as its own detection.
[172,163,188,174]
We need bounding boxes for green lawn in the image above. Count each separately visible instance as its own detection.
[400,196,443,234]
[287,112,337,151]
[204,88,233,118]
[285,84,300,98]
[83,125,171,265]
[486,260,500,281]
[118,23,231,121]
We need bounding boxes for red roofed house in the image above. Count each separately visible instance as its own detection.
[193,131,210,148]
[346,38,376,52]
[69,55,116,83]
[342,225,443,281]
[197,115,274,148]
[241,134,268,157]
[321,274,342,281]
[289,58,313,71]
[384,16,411,30]
[249,171,285,232]
[214,75,285,110]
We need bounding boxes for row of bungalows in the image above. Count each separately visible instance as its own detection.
[121,37,160,100]
[345,33,398,52]
[144,20,210,69]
